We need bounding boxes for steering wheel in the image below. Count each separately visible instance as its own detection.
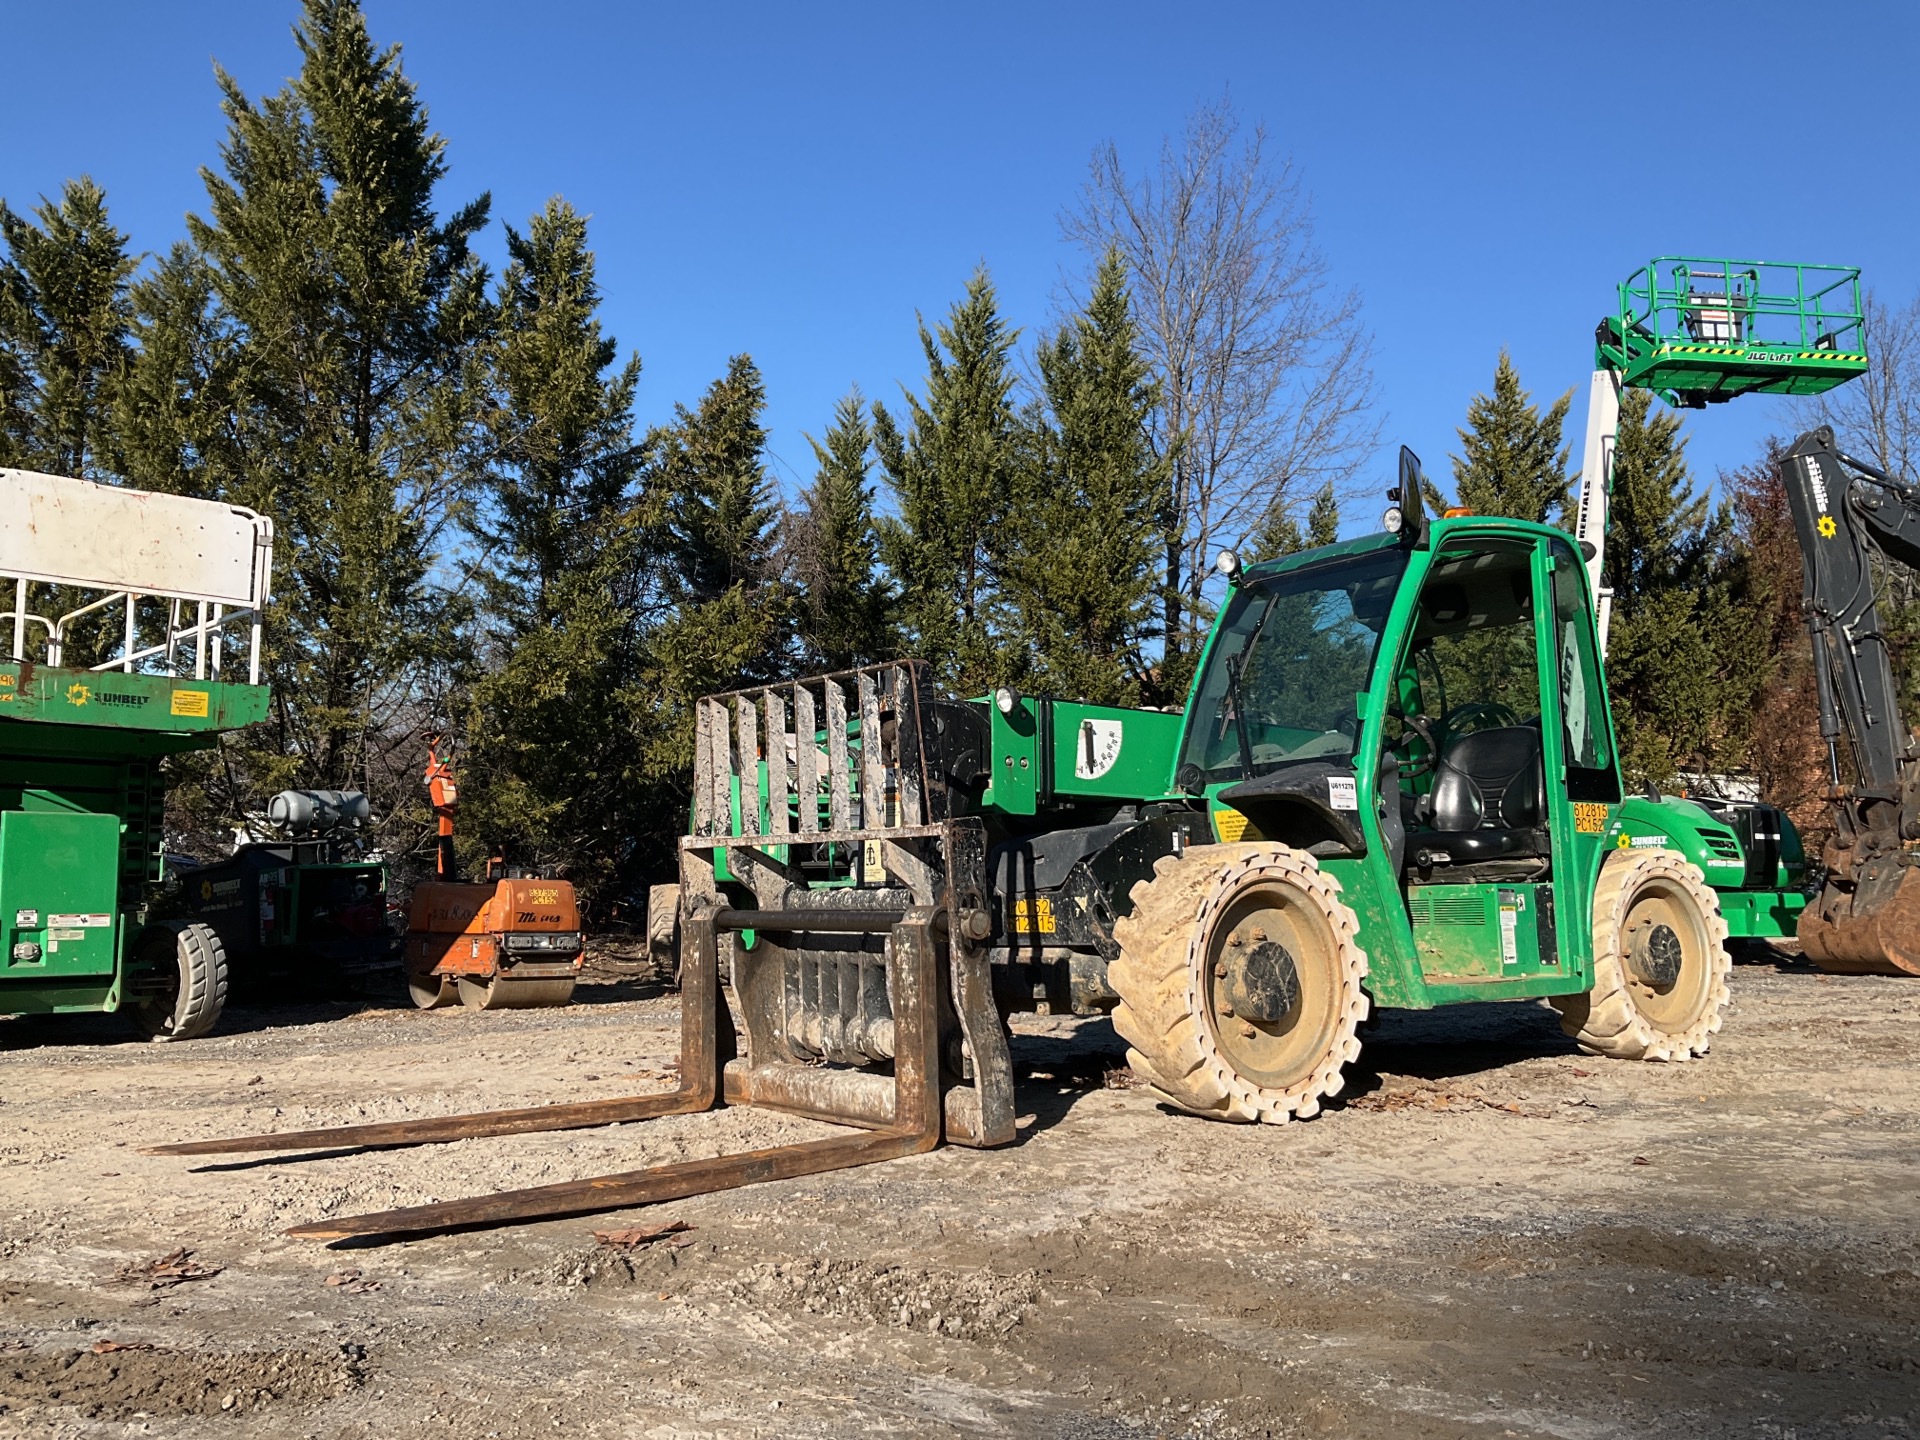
[1389,710,1441,779]
[1435,700,1519,749]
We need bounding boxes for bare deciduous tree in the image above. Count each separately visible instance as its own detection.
[1063,98,1379,696]
[1806,289,1920,477]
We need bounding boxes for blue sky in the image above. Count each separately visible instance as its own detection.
[6,2,1917,529]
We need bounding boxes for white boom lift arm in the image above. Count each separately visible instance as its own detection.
[1572,368,1621,652]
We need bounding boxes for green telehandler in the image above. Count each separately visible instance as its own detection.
[161,444,1768,1238]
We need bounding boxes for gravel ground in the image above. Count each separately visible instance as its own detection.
[0,949,1915,1438]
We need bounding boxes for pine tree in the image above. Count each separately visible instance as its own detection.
[645,353,790,705]
[116,245,237,500]
[1602,390,1742,784]
[998,251,1166,704]
[474,198,641,621]
[1246,481,1339,563]
[0,177,136,477]
[657,354,781,606]
[1435,350,1573,523]
[460,199,649,896]
[874,268,1019,691]
[793,390,892,671]
[143,0,493,833]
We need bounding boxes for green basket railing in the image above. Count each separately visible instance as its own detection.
[1597,257,1868,405]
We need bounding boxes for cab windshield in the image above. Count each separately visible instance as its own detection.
[1181,549,1407,783]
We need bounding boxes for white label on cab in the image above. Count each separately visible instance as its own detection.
[1075,719,1124,780]
[1326,775,1359,810]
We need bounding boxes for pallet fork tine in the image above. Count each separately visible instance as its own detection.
[284,912,945,1242]
[150,906,955,1244]
[144,916,730,1161]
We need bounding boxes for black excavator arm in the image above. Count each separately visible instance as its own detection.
[1780,427,1920,973]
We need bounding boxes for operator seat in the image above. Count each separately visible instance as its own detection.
[1415,725,1547,864]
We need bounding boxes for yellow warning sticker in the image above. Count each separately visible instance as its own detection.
[171,690,210,717]
[1573,802,1610,834]
[1214,808,1249,842]
[1011,897,1055,934]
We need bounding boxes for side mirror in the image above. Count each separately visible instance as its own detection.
[1397,445,1428,545]
[1390,446,1429,547]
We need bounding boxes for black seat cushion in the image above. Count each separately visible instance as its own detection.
[1417,726,1546,865]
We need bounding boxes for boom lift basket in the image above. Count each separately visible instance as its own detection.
[147,661,1016,1242]
[1595,258,1867,408]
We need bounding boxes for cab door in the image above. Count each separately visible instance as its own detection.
[1392,532,1560,985]
[1536,538,1625,984]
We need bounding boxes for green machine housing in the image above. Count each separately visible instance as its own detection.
[693,503,1799,1025]
[0,664,268,1016]
[968,536,1802,1015]
[175,836,394,992]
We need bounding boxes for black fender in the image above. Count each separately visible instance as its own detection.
[1218,758,1369,858]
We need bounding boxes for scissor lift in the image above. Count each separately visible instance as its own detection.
[1,468,272,1036]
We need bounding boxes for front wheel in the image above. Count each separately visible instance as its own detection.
[1109,843,1370,1123]
[1551,849,1729,1061]
[131,921,229,1042]
[408,969,455,1009]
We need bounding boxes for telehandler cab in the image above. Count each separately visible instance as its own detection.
[156,449,1745,1239]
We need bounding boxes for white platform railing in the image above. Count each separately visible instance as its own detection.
[2,469,274,685]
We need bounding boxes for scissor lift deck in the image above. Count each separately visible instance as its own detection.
[1595,258,1867,407]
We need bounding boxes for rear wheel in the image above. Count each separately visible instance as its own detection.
[455,974,576,1010]
[131,921,228,1042]
[1109,843,1369,1123]
[1552,848,1729,1060]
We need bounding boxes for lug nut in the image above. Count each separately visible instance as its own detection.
[1219,1004,1235,1018]
[1214,963,1228,978]
[1250,927,1267,943]
[1239,1022,1258,1038]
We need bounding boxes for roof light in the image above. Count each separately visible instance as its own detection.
[1382,505,1404,534]
[1215,549,1240,579]
[994,686,1019,716]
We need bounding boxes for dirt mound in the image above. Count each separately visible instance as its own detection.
[0,1342,364,1422]
[715,1259,1039,1340]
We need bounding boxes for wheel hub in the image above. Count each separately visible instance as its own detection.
[1224,938,1301,1023]
[1628,921,1683,989]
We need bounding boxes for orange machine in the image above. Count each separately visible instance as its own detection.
[405,737,583,1010]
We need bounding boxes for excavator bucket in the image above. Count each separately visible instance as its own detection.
[145,662,1017,1242]
[1799,863,1920,976]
